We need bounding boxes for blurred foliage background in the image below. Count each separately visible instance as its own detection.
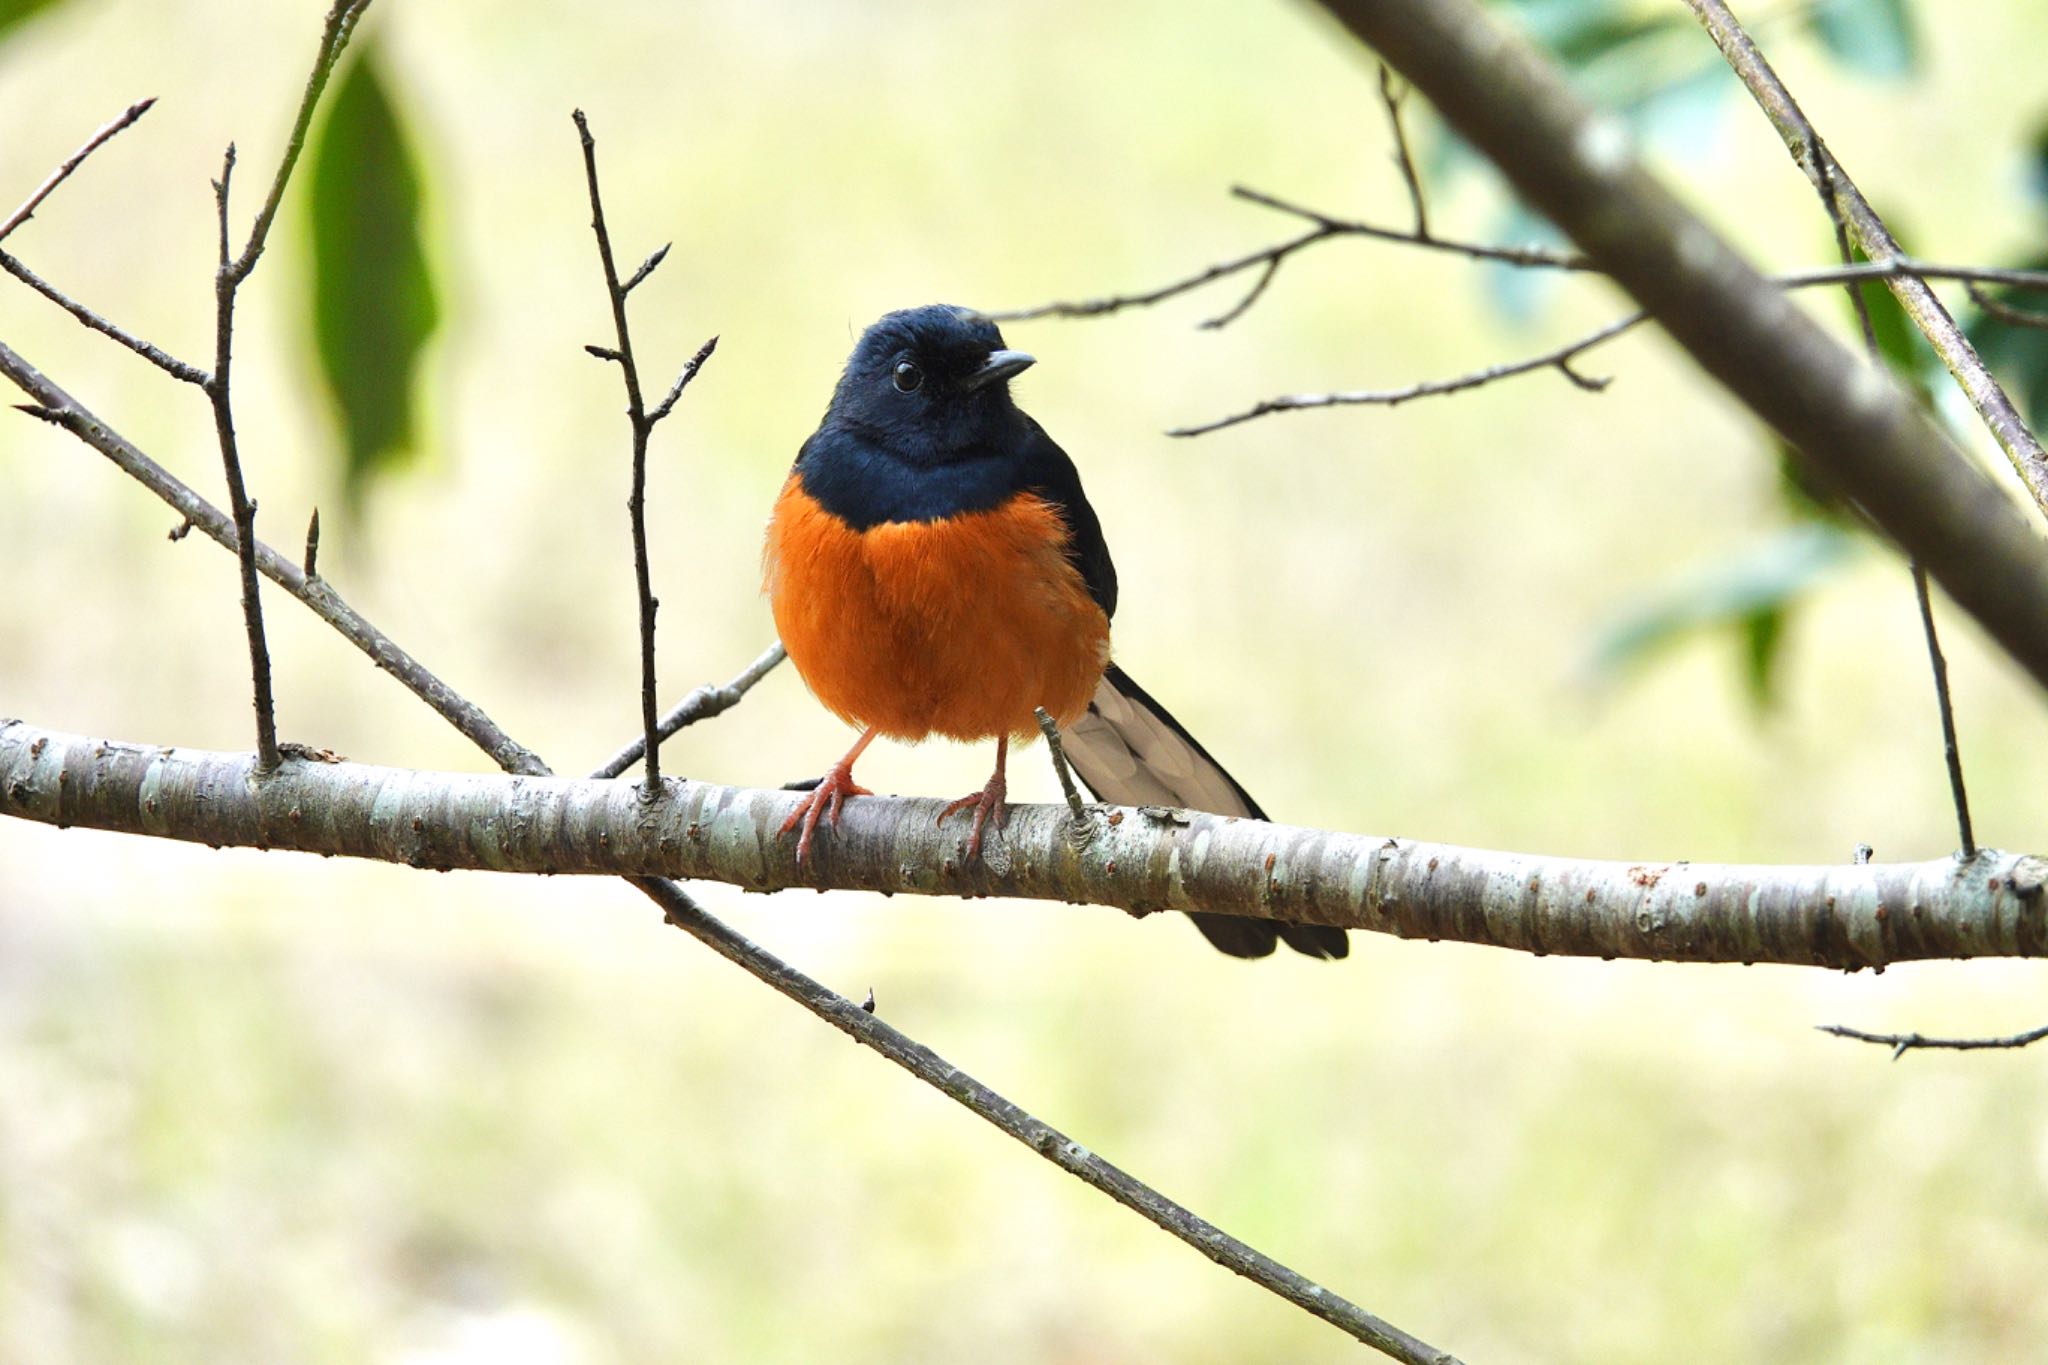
[5,0,2048,1360]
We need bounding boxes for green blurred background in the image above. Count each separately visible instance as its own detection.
[5,0,2048,1360]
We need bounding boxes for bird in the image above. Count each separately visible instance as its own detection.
[761,304,1346,960]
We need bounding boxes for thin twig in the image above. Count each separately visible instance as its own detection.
[1812,140,1976,859]
[650,334,719,424]
[1169,311,1643,436]
[1034,707,1089,820]
[1966,282,2048,330]
[0,339,551,778]
[1685,0,2048,520]
[0,249,210,384]
[573,108,686,800]
[988,184,1596,327]
[1377,64,1430,239]
[224,1,372,284]
[0,97,156,243]
[1818,1021,2048,1060]
[207,142,280,770]
[591,641,788,780]
[623,242,670,294]
[1911,564,1975,855]
[191,0,373,772]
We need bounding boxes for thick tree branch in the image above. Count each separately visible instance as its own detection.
[1683,0,2048,518]
[7,719,2044,971]
[1308,0,2048,697]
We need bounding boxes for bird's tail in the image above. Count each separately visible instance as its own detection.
[1059,664,1348,960]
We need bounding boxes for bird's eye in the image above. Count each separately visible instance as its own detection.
[892,360,923,393]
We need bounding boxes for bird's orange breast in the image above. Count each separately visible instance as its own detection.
[764,476,1111,742]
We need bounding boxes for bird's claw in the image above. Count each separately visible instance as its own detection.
[938,769,1009,861]
[782,762,871,865]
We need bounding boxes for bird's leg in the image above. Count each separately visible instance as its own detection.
[782,727,879,865]
[939,733,1009,860]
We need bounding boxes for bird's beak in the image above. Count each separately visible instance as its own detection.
[963,349,1035,391]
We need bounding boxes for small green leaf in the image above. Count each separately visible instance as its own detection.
[1588,524,1861,703]
[0,0,69,43]
[305,38,439,512]
[1738,605,1786,712]
[1806,0,1919,79]
[1965,253,2048,430]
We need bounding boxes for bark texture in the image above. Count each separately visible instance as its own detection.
[7,719,2041,969]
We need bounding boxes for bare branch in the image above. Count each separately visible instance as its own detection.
[1795,85,1977,860]
[9,717,2047,973]
[0,249,210,384]
[1170,311,1642,436]
[624,242,670,293]
[573,108,688,799]
[619,875,1454,1364]
[1819,1021,2048,1060]
[1309,0,2048,697]
[591,641,788,781]
[990,184,1594,327]
[225,0,373,282]
[0,97,156,243]
[650,334,719,424]
[206,140,282,770]
[1684,0,2048,519]
[1377,64,1430,239]
[0,340,551,778]
[1966,282,2048,330]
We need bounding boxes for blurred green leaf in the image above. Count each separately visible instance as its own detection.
[1738,605,1786,711]
[0,0,69,42]
[1589,524,1860,704]
[305,39,439,512]
[1806,0,1920,79]
[1964,250,2048,429]
[2024,117,2048,208]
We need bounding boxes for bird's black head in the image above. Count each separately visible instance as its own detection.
[821,304,1035,464]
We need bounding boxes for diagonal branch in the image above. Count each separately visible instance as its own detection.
[0,97,156,243]
[8,718,2046,973]
[0,247,211,384]
[592,641,787,780]
[1307,0,2048,698]
[0,340,550,778]
[1684,0,2048,519]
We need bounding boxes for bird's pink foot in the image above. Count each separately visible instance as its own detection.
[782,761,872,865]
[938,766,1008,860]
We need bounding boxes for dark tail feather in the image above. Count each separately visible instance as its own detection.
[1059,664,1348,961]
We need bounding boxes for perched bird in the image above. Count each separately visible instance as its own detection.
[762,304,1346,960]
